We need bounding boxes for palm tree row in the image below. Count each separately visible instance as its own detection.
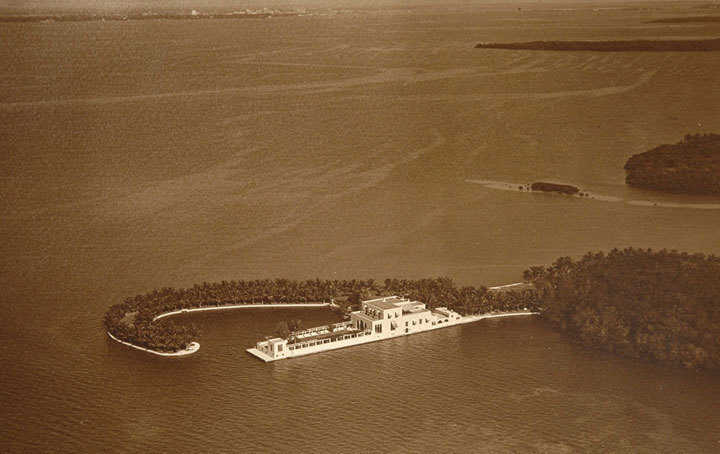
[383,277,541,314]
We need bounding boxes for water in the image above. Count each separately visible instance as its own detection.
[1,4,720,452]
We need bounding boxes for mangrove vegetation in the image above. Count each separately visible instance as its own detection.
[475,38,720,52]
[624,133,720,194]
[524,248,720,371]
[530,182,580,195]
[646,16,720,24]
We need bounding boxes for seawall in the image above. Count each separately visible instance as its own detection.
[153,302,334,321]
[106,331,200,357]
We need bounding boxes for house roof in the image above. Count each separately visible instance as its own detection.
[364,296,404,310]
[405,307,429,314]
[366,300,399,310]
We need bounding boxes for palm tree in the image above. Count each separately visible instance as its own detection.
[273,321,291,339]
[287,318,303,333]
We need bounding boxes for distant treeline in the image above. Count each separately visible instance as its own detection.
[0,12,299,23]
[104,278,540,353]
[475,38,720,52]
[524,248,720,371]
[646,16,720,24]
[624,133,720,194]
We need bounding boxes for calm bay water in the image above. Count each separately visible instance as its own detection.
[1,4,720,452]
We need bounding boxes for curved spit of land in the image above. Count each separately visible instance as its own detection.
[475,38,720,52]
[106,302,335,357]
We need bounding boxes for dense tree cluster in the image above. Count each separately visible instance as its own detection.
[475,38,720,52]
[104,310,199,353]
[646,16,720,24]
[524,248,720,370]
[382,278,541,315]
[530,182,580,195]
[624,133,720,194]
[105,278,540,353]
[273,319,304,340]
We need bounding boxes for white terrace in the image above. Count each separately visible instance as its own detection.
[249,296,463,361]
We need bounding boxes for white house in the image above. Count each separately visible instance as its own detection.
[350,296,457,335]
[249,296,462,362]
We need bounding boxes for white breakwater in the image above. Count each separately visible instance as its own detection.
[106,331,200,357]
[152,302,334,322]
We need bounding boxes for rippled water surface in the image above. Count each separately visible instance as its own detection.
[1,4,720,453]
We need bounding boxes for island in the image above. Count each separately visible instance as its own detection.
[529,181,580,195]
[646,16,720,24]
[106,249,719,371]
[624,133,720,194]
[523,248,720,371]
[475,38,720,52]
[104,278,541,356]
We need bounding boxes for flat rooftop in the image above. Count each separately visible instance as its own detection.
[404,307,429,314]
[364,296,405,310]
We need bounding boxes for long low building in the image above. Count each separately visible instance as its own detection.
[247,296,463,362]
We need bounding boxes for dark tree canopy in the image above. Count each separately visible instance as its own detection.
[646,16,720,24]
[475,38,720,52]
[530,182,580,195]
[624,133,720,194]
[524,248,720,371]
